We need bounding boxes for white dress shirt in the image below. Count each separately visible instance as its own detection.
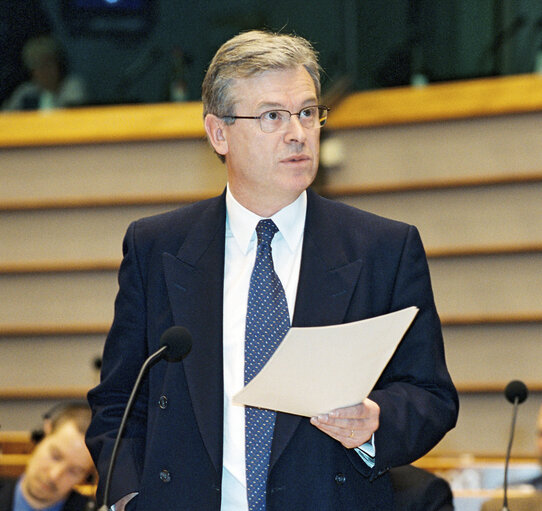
[220,186,374,509]
[221,187,306,510]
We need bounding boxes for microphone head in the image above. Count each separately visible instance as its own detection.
[159,326,192,362]
[504,380,528,404]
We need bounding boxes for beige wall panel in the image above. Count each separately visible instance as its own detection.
[0,204,181,263]
[0,399,69,431]
[0,335,104,388]
[432,393,541,456]
[2,96,541,453]
[443,324,542,383]
[339,183,542,249]
[327,112,542,186]
[0,271,117,325]
[428,254,542,317]
[0,139,225,201]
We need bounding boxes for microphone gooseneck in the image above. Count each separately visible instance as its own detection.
[501,380,528,511]
[99,326,192,511]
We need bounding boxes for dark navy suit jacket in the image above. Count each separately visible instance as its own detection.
[87,189,458,510]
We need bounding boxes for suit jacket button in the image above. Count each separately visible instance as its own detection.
[159,469,171,483]
[158,395,168,409]
[335,473,346,485]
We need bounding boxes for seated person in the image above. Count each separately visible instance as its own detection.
[2,35,87,111]
[524,403,542,490]
[0,0,53,106]
[0,403,96,511]
[390,465,454,511]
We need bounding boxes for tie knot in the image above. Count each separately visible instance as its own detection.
[256,219,278,245]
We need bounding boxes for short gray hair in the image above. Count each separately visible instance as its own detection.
[202,30,321,119]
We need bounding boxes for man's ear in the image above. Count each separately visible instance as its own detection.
[204,114,228,157]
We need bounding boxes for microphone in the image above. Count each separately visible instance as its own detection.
[501,380,528,511]
[505,380,528,405]
[99,326,192,511]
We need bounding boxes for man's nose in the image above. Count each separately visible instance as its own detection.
[284,114,307,143]
[48,463,64,483]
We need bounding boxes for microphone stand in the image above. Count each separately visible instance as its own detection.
[98,345,167,511]
[501,396,520,511]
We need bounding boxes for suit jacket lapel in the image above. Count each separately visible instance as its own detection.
[163,193,226,475]
[271,189,364,469]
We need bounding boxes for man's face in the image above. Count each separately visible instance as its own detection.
[21,421,93,508]
[209,65,320,216]
[32,55,61,92]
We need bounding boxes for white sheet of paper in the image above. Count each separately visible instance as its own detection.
[233,306,419,417]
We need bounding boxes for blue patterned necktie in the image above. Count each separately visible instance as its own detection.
[244,219,290,511]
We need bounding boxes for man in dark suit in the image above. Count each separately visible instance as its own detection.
[86,30,458,511]
[0,405,95,511]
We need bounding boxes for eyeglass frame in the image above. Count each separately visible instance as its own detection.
[222,105,330,133]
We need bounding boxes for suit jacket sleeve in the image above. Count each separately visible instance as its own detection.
[357,225,458,478]
[86,220,149,504]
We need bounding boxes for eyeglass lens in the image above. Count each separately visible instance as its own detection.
[260,106,327,132]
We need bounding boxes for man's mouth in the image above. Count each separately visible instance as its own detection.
[282,155,309,163]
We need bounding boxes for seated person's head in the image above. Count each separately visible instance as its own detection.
[22,35,66,93]
[21,404,94,509]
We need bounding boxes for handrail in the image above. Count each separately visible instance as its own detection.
[0,259,121,274]
[2,172,540,213]
[0,323,111,337]
[414,454,539,471]
[0,101,205,148]
[1,312,541,339]
[326,73,542,129]
[427,243,542,259]
[1,242,541,276]
[0,382,540,401]
[0,190,216,212]
[320,172,542,198]
[2,74,542,148]
[442,312,542,326]
[0,386,91,400]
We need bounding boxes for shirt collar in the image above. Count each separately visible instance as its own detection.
[225,185,307,254]
[15,477,66,511]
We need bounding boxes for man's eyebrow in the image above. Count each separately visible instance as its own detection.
[69,464,87,475]
[256,99,319,111]
[255,102,285,111]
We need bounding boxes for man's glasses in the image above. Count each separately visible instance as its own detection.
[223,105,330,133]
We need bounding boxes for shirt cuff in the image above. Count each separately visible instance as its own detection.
[354,434,375,468]
[111,492,138,511]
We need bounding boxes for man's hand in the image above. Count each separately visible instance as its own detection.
[310,398,380,449]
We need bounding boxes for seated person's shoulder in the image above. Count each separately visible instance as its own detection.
[65,489,96,510]
[390,465,453,511]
